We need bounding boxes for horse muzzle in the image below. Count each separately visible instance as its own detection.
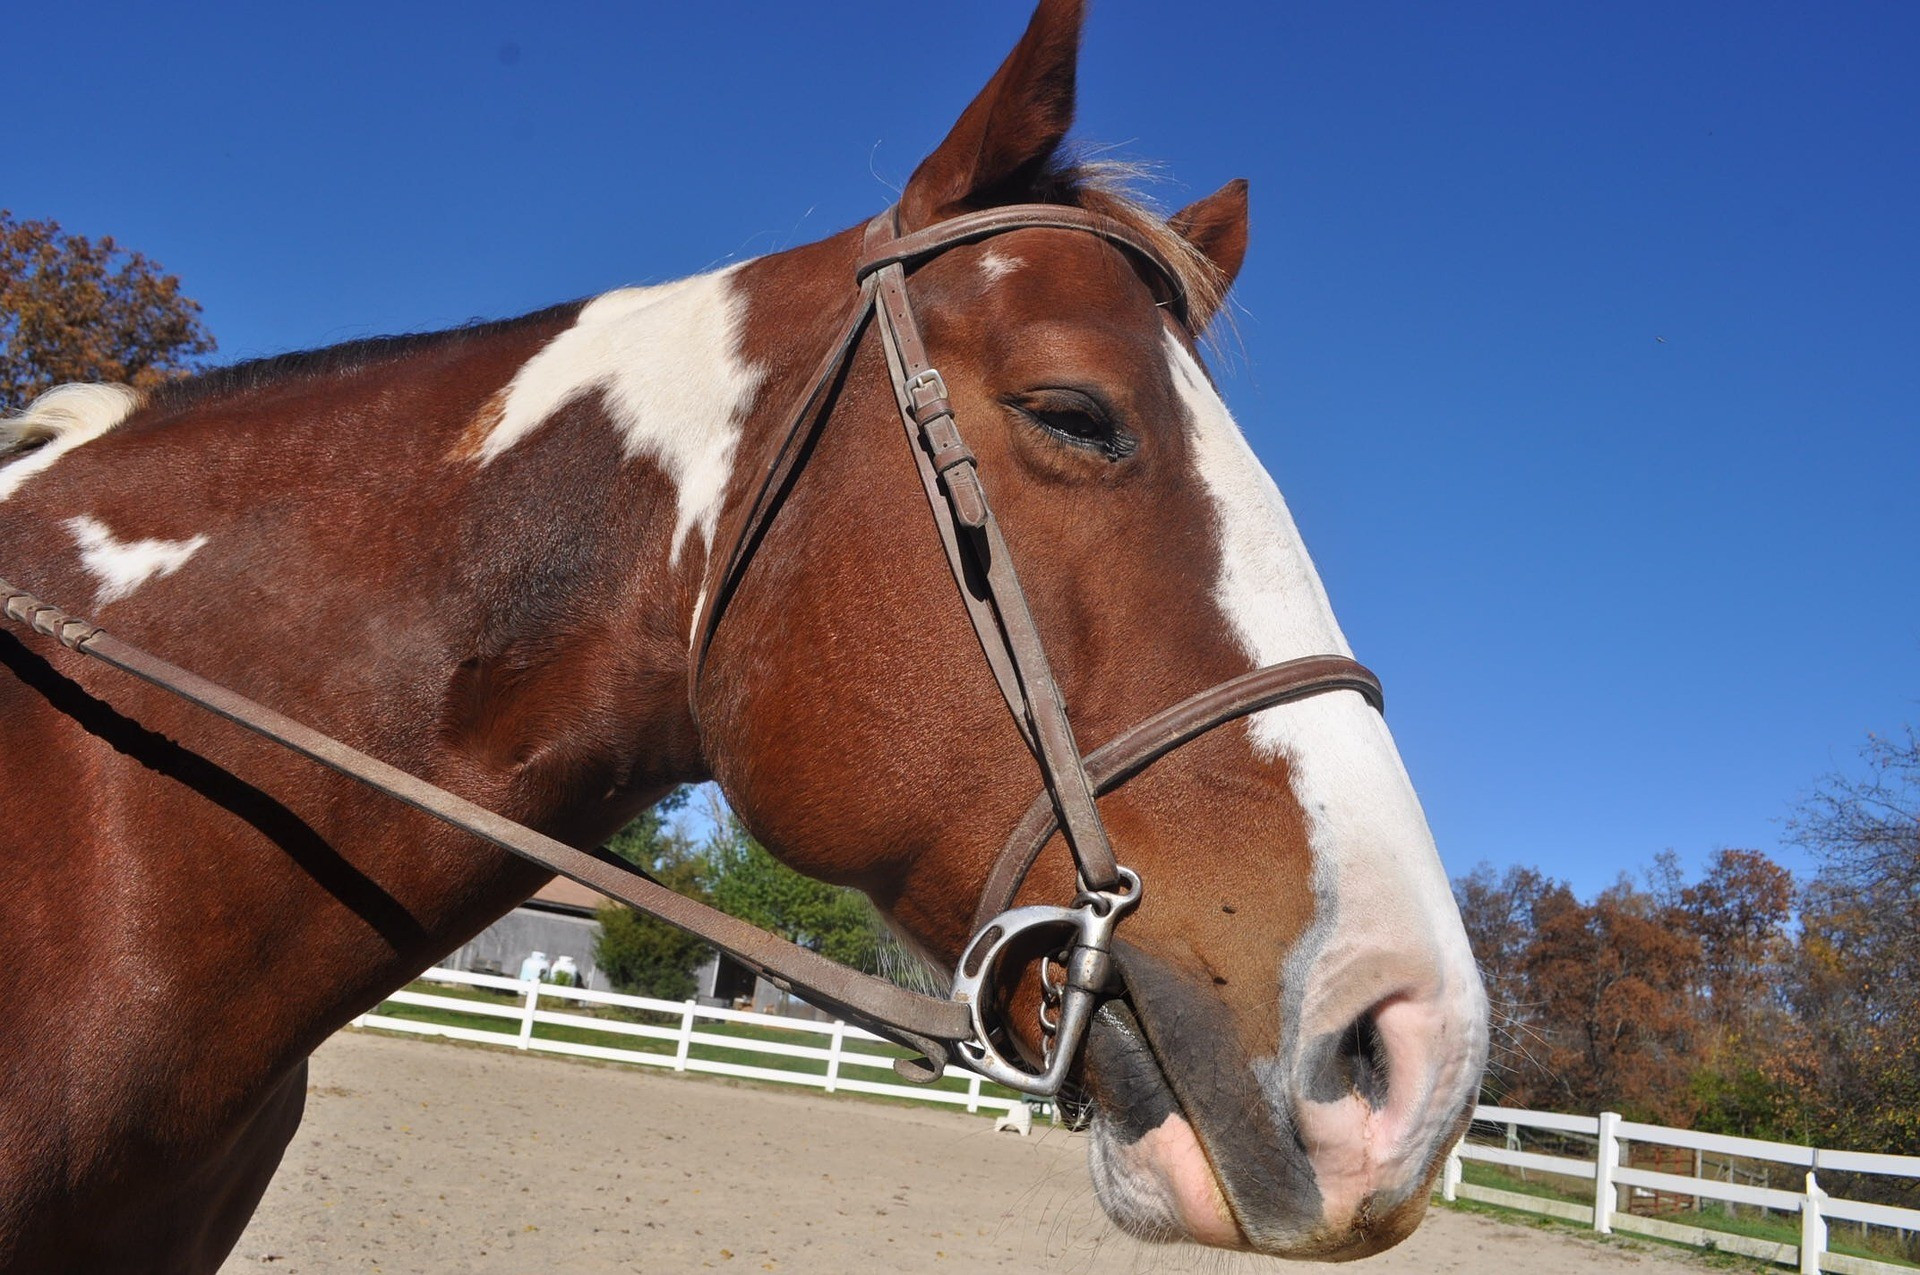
[1080,944,1487,1258]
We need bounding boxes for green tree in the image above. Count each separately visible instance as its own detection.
[593,790,712,1000]
[705,813,883,974]
[1,210,215,409]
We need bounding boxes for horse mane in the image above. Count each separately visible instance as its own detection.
[0,304,586,465]
[138,301,588,419]
[148,158,1224,422]
[2,163,1220,460]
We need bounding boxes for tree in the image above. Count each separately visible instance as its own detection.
[0,209,215,410]
[1524,880,1704,1123]
[594,789,905,1001]
[594,790,712,1001]
[1453,862,1557,1103]
[705,813,884,975]
[1676,849,1796,1137]
[1679,848,1795,1031]
[1778,729,1920,1159]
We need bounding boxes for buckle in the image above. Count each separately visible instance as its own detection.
[948,867,1140,1095]
[906,368,948,412]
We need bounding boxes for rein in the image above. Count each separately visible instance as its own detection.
[0,202,1381,1095]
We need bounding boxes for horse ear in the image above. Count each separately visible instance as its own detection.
[898,0,1085,229]
[1170,179,1250,327]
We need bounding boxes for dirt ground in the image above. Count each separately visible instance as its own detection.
[226,1031,1713,1274]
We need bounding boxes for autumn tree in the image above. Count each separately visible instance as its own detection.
[1679,848,1795,1027]
[0,209,214,410]
[1778,729,1920,1159]
[1453,862,1557,1102]
[1676,848,1797,1137]
[1523,880,1704,1123]
[1455,866,1707,1117]
[1458,852,1802,1129]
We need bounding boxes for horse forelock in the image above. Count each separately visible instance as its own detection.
[1033,159,1230,334]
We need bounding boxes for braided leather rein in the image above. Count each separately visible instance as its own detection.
[1,203,1381,1095]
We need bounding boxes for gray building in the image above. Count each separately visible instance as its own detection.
[445,879,795,1012]
[445,877,614,991]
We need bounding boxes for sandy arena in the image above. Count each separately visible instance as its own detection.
[226,1032,1712,1274]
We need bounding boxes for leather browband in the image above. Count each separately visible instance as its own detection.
[854,204,1192,326]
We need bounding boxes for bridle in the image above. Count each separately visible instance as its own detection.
[692,203,1383,1090]
[0,201,1382,1096]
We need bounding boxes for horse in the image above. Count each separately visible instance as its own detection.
[0,2,1487,1269]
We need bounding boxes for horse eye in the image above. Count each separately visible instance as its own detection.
[1008,389,1137,461]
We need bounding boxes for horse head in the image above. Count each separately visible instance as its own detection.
[691,0,1487,1258]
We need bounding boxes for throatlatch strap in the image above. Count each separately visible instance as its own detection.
[690,280,880,704]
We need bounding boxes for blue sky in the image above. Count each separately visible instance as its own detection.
[11,3,1916,898]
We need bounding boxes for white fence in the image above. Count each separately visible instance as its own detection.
[1443,1105,1920,1274]
[354,965,1025,1117]
[360,970,1919,1271]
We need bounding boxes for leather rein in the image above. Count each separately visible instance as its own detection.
[0,202,1381,1095]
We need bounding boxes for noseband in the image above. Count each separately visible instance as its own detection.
[0,202,1381,1097]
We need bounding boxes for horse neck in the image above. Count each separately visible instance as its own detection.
[416,227,866,833]
[0,227,881,1090]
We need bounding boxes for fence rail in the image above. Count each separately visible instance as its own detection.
[353,965,1024,1117]
[1443,1104,1920,1274]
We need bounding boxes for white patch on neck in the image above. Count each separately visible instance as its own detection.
[473,265,764,564]
[1168,332,1485,1180]
[0,384,143,503]
[64,515,209,607]
[978,249,1022,284]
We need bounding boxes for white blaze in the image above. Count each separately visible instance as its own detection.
[64,515,209,607]
[474,265,764,563]
[1167,332,1483,1181]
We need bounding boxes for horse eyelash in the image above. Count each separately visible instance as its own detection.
[1006,393,1139,462]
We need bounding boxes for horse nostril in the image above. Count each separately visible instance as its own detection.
[1308,1009,1391,1110]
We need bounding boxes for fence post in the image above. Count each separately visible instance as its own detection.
[825,1020,846,1093]
[1508,1120,1529,1183]
[517,978,539,1050]
[1442,1141,1463,1202]
[674,1001,696,1071]
[1594,1111,1621,1235]
[1801,1164,1828,1275]
[966,1074,982,1114]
